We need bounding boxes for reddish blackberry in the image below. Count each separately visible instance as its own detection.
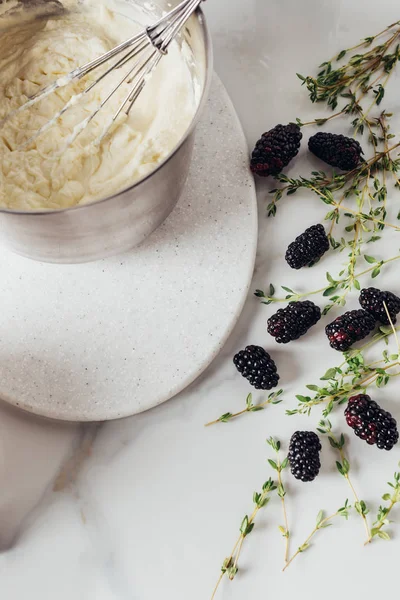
[285,224,329,269]
[288,431,322,482]
[345,394,399,450]
[233,345,279,390]
[325,309,376,352]
[359,287,400,325]
[250,123,302,177]
[308,132,363,171]
[267,300,321,343]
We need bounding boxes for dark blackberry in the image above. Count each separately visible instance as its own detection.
[288,431,322,482]
[308,132,363,171]
[267,300,321,343]
[285,224,329,269]
[345,394,399,450]
[250,123,302,177]
[233,345,279,390]
[359,287,400,325]
[325,309,376,352]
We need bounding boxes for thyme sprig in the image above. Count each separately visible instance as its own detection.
[283,501,351,571]
[268,142,400,225]
[371,466,400,540]
[205,389,283,427]
[255,253,400,315]
[211,478,276,600]
[267,132,400,218]
[286,325,400,416]
[317,420,371,543]
[267,437,290,563]
[296,22,400,118]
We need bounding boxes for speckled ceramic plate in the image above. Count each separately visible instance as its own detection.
[0,74,257,421]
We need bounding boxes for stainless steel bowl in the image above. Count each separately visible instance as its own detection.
[0,0,212,263]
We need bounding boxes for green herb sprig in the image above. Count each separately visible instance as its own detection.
[296,22,400,123]
[371,467,400,541]
[255,251,400,315]
[317,420,371,543]
[286,325,400,416]
[205,389,283,427]
[267,438,290,563]
[267,135,400,218]
[283,501,351,571]
[211,478,276,600]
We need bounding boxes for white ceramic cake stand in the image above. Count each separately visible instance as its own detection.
[0,74,257,421]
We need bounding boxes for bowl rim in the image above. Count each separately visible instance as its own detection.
[0,6,213,217]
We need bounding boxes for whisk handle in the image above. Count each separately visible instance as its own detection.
[147,0,205,55]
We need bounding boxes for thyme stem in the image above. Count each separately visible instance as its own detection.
[283,501,351,571]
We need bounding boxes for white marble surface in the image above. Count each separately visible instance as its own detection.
[2,1,400,598]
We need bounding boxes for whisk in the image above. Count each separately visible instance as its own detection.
[1,0,204,148]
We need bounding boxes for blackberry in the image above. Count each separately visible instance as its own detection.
[308,132,363,171]
[285,224,329,269]
[250,123,302,177]
[233,345,279,390]
[267,300,321,343]
[345,394,399,450]
[325,309,376,352]
[288,431,322,482]
[359,287,400,325]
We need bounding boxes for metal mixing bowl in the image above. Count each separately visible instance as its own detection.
[0,0,212,263]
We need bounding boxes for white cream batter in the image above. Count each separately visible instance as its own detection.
[0,0,198,210]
